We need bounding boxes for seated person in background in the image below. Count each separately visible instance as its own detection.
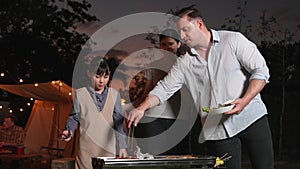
[0,114,26,148]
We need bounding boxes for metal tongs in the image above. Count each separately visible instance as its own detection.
[127,125,135,154]
[127,125,154,159]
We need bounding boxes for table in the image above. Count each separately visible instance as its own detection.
[92,155,227,169]
[0,153,42,169]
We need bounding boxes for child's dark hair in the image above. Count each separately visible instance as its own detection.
[88,56,110,76]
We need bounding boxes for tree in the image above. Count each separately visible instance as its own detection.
[0,0,98,85]
[221,0,252,37]
[257,9,300,159]
[221,0,300,160]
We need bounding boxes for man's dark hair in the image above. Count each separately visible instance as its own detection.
[88,56,110,76]
[175,4,203,19]
[5,114,17,123]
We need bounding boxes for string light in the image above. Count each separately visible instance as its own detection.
[0,72,4,77]
[0,79,73,128]
[1,79,72,117]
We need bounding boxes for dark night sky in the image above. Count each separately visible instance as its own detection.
[87,0,299,28]
[72,0,300,53]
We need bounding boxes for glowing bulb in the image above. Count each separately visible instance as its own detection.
[9,109,13,113]
[0,73,4,77]
[27,103,31,106]
[0,105,2,109]
[34,83,38,87]
[19,79,23,83]
[20,108,23,112]
[120,98,126,105]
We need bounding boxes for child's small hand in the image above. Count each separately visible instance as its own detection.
[59,130,72,141]
[119,148,128,158]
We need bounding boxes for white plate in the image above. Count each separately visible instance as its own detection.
[209,104,235,115]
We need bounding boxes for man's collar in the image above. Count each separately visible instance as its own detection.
[209,29,220,43]
[187,29,220,57]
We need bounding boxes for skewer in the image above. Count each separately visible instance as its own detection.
[220,153,228,159]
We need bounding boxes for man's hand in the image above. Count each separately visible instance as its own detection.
[224,98,248,115]
[127,95,159,128]
[224,79,266,115]
[127,108,145,128]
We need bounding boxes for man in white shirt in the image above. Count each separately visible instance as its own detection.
[127,4,274,169]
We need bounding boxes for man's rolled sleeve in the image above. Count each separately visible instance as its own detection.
[249,66,270,83]
[235,32,270,84]
[149,87,166,104]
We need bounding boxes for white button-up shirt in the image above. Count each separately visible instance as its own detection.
[150,29,270,140]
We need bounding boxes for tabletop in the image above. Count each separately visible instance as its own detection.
[0,153,42,169]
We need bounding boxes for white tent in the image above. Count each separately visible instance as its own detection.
[0,80,75,157]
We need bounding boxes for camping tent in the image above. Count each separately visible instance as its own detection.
[0,80,75,157]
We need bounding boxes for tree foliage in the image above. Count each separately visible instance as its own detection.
[221,0,300,160]
[0,0,98,85]
[221,0,252,37]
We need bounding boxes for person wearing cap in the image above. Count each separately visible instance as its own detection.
[131,29,190,155]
